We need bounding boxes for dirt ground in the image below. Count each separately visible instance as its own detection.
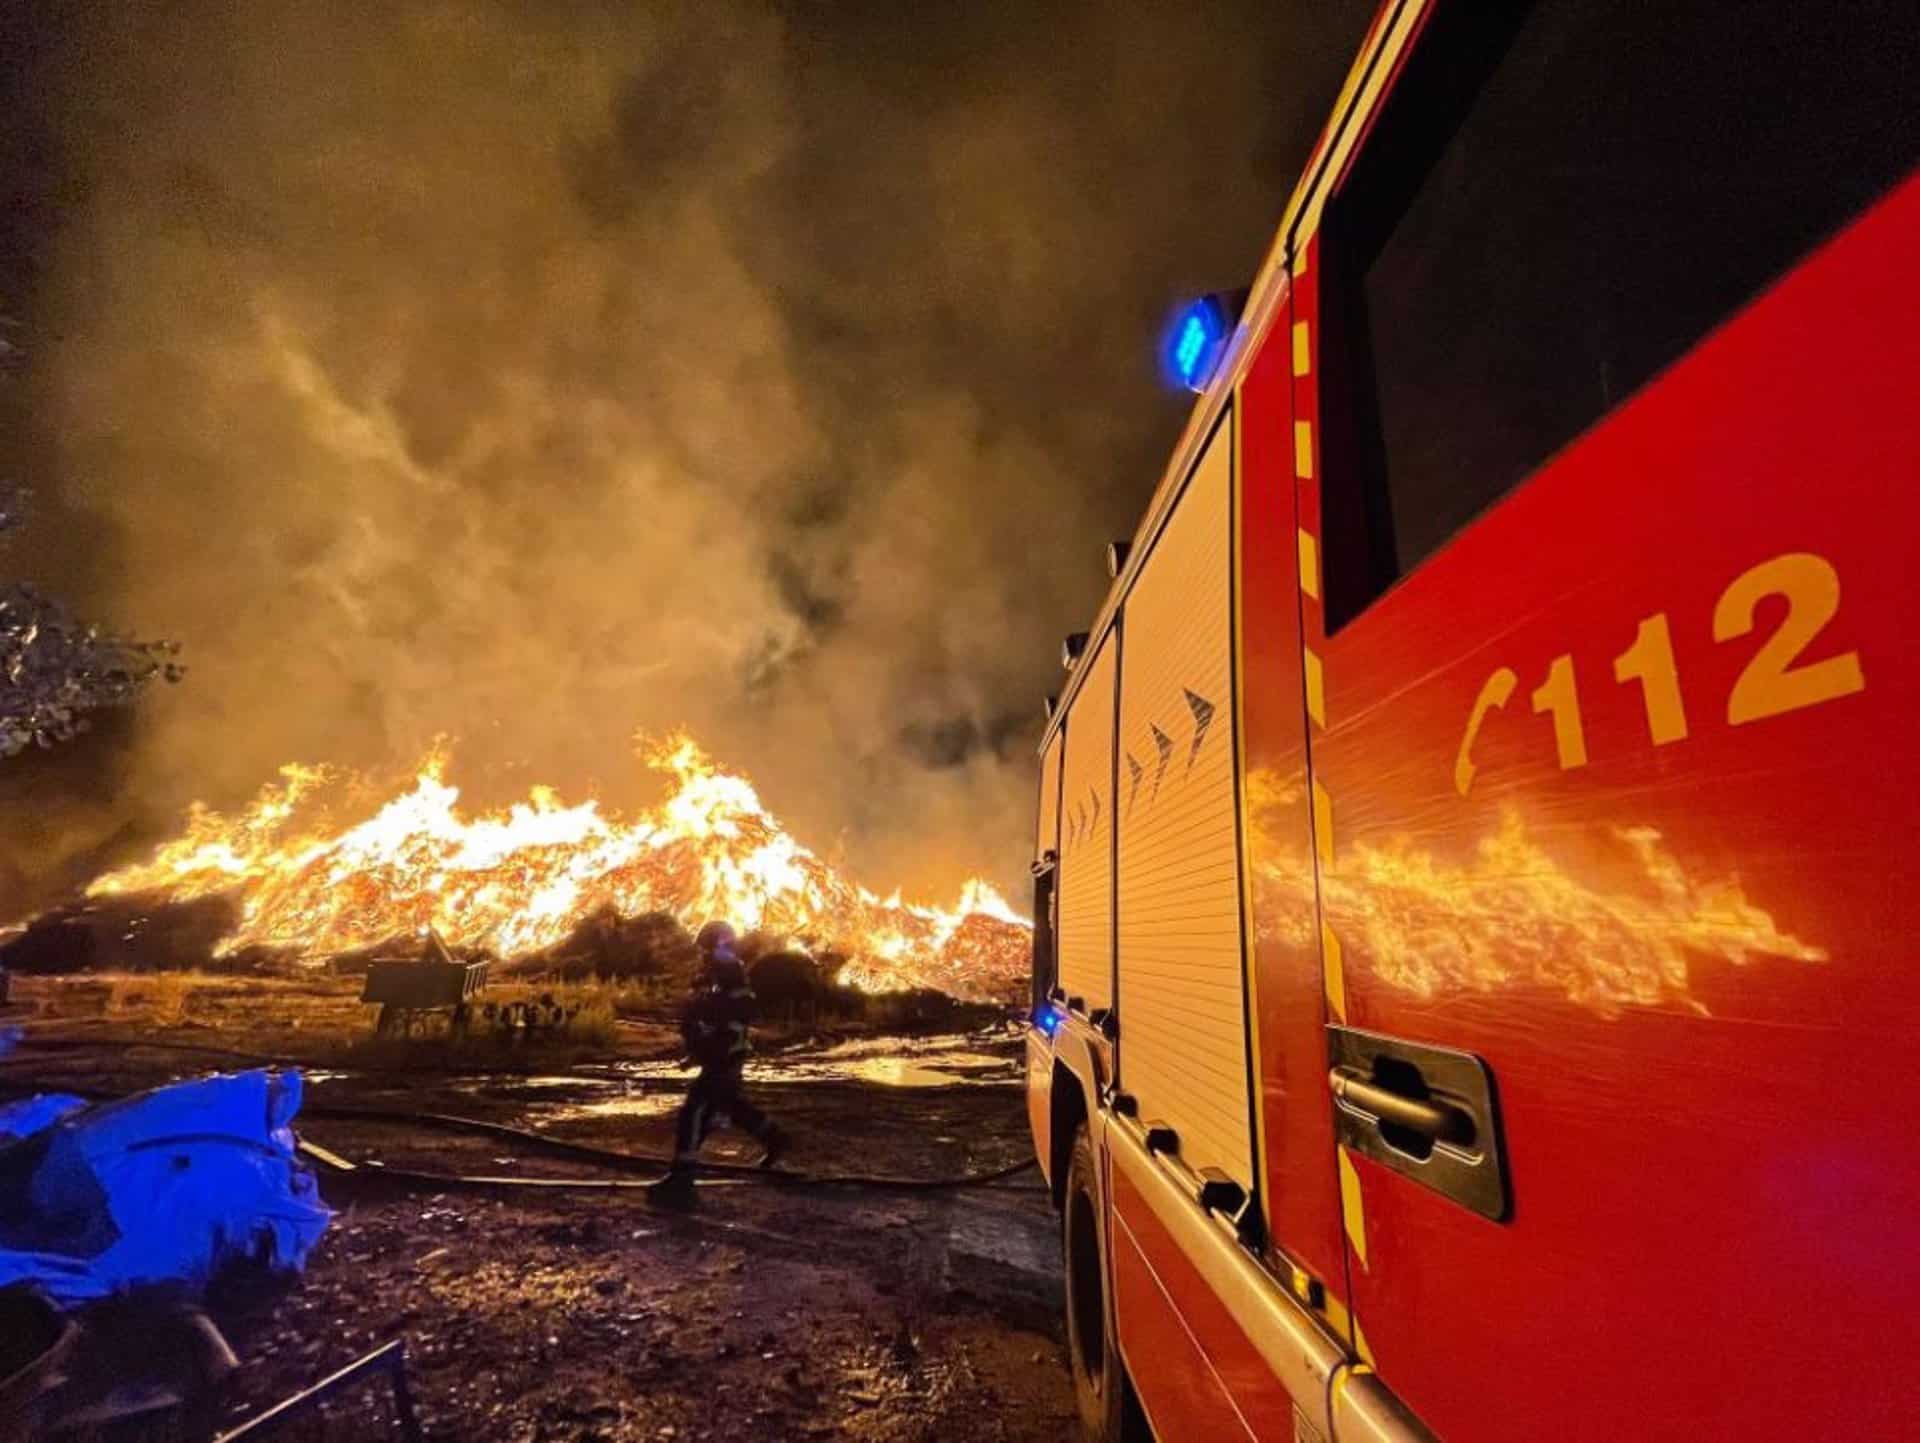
[0,979,1080,1443]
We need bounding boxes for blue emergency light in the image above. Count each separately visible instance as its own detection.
[1163,291,1248,394]
[1164,294,1231,393]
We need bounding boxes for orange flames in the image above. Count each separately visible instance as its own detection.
[88,734,1031,1000]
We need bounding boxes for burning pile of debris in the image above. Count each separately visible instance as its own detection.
[8,734,1031,1004]
[0,893,250,976]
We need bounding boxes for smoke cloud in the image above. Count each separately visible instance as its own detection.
[0,0,1374,915]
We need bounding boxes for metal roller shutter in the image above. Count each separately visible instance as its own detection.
[1115,414,1251,1188]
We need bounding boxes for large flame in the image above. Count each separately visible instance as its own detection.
[88,734,1031,1000]
[94,743,1818,1015]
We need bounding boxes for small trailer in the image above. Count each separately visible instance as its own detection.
[360,930,489,1037]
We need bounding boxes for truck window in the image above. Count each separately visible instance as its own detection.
[1029,861,1057,1013]
[1055,635,1116,1011]
[1032,729,1063,1010]
[1320,0,1919,630]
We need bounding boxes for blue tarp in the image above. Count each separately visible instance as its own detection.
[0,1070,331,1305]
[0,1093,88,1145]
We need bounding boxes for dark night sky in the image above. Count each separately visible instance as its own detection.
[0,0,1378,912]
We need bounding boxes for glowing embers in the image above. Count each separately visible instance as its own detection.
[88,734,1030,1000]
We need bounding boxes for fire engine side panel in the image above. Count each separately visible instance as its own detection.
[1055,635,1116,1011]
[1109,1229,1255,1443]
[1236,295,1353,1324]
[1302,175,1920,1442]
[1113,414,1251,1187]
[1111,1154,1284,1443]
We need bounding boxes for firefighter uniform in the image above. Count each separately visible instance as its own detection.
[648,922,787,1210]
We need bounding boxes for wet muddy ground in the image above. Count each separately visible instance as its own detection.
[0,1026,1080,1442]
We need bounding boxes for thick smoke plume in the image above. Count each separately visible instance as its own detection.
[0,0,1373,915]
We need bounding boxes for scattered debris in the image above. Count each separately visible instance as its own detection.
[211,1336,422,1442]
[25,1296,240,1437]
[0,1288,74,1430]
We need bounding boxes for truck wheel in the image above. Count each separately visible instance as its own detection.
[1064,1123,1126,1440]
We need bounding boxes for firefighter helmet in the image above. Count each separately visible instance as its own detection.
[695,920,738,956]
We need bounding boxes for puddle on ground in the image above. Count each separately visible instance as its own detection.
[777,1033,1021,1088]
[602,1034,1021,1090]
[771,1051,1016,1088]
[366,1033,1022,1122]
[485,1075,607,1090]
[442,1073,628,1101]
[945,1199,1056,1276]
[535,1091,681,1121]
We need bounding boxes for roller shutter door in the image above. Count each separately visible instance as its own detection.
[1115,415,1251,1187]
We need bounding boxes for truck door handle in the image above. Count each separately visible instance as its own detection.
[1329,1070,1474,1147]
[1326,1024,1510,1222]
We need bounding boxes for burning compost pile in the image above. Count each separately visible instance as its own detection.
[74,733,1030,1001]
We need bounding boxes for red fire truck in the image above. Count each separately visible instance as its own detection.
[1024,3,1917,1440]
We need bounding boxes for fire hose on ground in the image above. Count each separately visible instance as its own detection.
[298,1101,1039,1194]
[0,1034,1043,1194]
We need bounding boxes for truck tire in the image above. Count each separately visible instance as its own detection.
[1064,1123,1126,1441]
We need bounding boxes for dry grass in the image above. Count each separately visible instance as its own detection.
[494,965,682,1011]
[332,978,651,1066]
[20,971,638,1038]
[479,980,623,1046]
[104,971,196,1026]
[7,968,998,1073]
[24,970,376,1047]
[3,970,694,1075]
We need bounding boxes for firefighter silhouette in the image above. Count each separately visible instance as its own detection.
[646,920,789,1210]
